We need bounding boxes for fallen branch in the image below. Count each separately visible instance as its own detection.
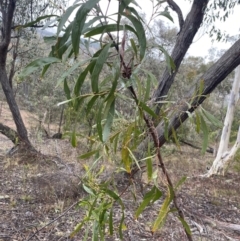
[0,122,18,144]
[180,139,214,154]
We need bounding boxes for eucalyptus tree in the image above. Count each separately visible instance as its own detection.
[206,65,240,176]
[20,0,240,239]
[0,0,66,149]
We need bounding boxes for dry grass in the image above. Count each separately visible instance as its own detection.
[0,102,240,240]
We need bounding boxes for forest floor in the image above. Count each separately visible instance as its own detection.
[0,102,240,241]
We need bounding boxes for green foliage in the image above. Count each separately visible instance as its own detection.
[135,185,162,219]
[70,173,125,240]
[91,43,111,93]
[72,0,101,56]
[152,185,174,232]
[84,24,138,38]
[19,57,61,79]
[19,0,225,239]
[8,0,240,238]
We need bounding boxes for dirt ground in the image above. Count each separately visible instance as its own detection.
[0,103,240,241]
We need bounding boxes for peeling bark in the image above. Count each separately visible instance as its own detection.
[205,66,240,176]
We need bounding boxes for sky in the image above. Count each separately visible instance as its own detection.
[98,0,240,58]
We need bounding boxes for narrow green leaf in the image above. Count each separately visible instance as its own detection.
[171,127,180,148]
[130,0,141,8]
[74,60,95,96]
[146,157,153,181]
[152,189,171,232]
[74,96,85,111]
[43,36,57,44]
[71,130,77,147]
[121,124,134,172]
[70,219,86,238]
[103,99,115,142]
[19,57,61,78]
[86,95,99,115]
[122,13,146,60]
[118,211,125,240]
[82,184,96,196]
[97,102,103,142]
[58,59,89,86]
[84,24,137,38]
[130,38,138,59]
[146,143,153,182]
[23,15,58,28]
[135,74,142,98]
[79,149,99,159]
[200,115,209,154]
[158,45,176,72]
[99,208,107,225]
[72,0,100,56]
[144,74,151,102]
[64,79,71,100]
[82,16,105,33]
[91,43,111,93]
[41,47,54,77]
[104,189,120,202]
[55,39,71,60]
[104,188,125,240]
[126,6,143,21]
[62,44,73,63]
[178,217,192,236]
[135,186,162,219]
[138,101,158,118]
[127,147,141,170]
[202,109,222,128]
[195,111,201,133]
[105,64,120,102]
[119,0,140,14]
[92,221,99,241]
[174,176,187,191]
[113,132,120,153]
[109,208,114,235]
[163,117,169,141]
[151,187,162,203]
[112,191,125,240]
[144,70,158,85]
[158,9,174,22]
[83,226,89,241]
[198,79,205,98]
[56,22,73,59]
[57,4,81,35]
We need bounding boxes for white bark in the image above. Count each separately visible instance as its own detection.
[206,66,240,176]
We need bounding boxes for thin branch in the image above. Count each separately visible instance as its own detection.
[90,5,192,240]
[167,0,184,31]
[0,0,16,52]
[12,24,57,29]
[26,201,79,241]
[180,139,214,154]
[104,0,111,17]
[142,110,193,241]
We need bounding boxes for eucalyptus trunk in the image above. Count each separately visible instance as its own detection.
[0,0,32,149]
[206,66,240,176]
